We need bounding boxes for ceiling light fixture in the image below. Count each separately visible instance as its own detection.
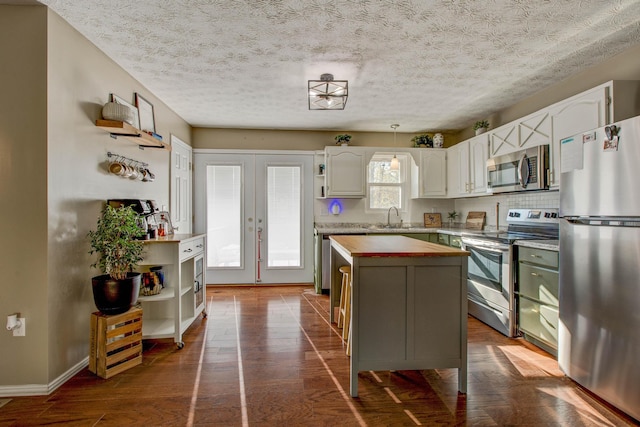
[390,124,400,170]
[308,73,348,110]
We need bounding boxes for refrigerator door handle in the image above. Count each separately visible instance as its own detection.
[518,153,529,188]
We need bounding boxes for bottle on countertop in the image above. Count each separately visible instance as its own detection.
[158,214,168,237]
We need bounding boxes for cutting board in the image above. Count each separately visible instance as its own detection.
[465,211,486,230]
[423,213,442,228]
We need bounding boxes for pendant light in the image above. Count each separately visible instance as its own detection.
[390,124,400,170]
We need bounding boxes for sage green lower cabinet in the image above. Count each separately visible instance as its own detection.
[400,233,438,243]
[437,233,461,248]
[517,246,559,356]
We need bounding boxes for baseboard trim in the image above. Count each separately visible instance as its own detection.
[0,357,88,397]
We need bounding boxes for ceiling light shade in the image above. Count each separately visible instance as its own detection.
[308,73,348,110]
[390,155,399,170]
[390,124,400,170]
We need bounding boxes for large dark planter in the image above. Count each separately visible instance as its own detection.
[91,272,141,315]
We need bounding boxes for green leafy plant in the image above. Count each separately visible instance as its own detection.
[411,134,433,147]
[473,120,490,131]
[447,211,459,221]
[88,205,145,280]
[334,134,352,144]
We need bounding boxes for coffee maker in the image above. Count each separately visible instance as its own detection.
[107,199,173,239]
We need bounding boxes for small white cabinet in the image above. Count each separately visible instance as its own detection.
[410,149,447,198]
[448,134,488,197]
[325,147,366,198]
[137,234,206,348]
[314,150,326,199]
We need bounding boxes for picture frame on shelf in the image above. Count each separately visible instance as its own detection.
[135,93,156,133]
[110,93,140,129]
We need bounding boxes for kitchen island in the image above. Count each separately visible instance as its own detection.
[329,235,469,397]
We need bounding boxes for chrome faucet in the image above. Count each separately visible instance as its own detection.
[387,206,399,228]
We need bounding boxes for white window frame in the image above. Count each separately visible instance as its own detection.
[366,153,410,213]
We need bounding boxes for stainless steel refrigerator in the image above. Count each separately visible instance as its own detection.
[559,115,640,421]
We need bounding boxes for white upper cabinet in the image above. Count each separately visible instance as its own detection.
[469,135,489,194]
[325,147,367,198]
[486,80,640,189]
[448,134,488,198]
[519,111,552,150]
[489,122,519,157]
[548,85,609,188]
[410,149,447,198]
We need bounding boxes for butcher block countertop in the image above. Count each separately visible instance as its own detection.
[330,235,469,258]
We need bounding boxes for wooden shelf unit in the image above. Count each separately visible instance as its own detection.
[96,119,171,150]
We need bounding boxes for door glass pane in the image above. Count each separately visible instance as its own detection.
[206,165,242,267]
[267,166,301,267]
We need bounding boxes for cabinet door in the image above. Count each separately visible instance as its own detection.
[419,150,447,197]
[489,122,518,157]
[549,86,608,188]
[519,111,552,150]
[469,134,488,194]
[446,144,460,198]
[456,141,471,196]
[326,149,366,197]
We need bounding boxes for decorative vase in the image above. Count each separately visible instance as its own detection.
[91,272,141,315]
[433,133,444,148]
[102,101,135,125]
[475,127,487,135]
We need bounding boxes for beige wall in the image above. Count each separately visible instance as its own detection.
[0,5,191,390]
[0,4,49,386]
[193,128,459,150]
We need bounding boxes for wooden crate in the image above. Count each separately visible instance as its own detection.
[89,307,143,379]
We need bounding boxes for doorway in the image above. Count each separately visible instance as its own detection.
[194,151,314,284]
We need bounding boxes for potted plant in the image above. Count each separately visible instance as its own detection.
[88,205,145,314]
[411,134,433,148]
[334,134,352,146]
[473,120,490,135]
[447,211,459,227]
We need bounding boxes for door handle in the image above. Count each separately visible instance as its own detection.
[518,153,529,188]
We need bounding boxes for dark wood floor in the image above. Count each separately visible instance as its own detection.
[1,285,637,426]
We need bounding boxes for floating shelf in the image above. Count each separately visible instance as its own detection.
[96,119,171,150]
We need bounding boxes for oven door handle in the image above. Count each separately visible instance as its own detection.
[462,241,509,253]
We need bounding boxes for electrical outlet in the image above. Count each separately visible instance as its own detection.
[13,318,25,337]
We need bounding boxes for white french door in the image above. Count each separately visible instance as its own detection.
[170,135,192,234]
[193,151,314,284]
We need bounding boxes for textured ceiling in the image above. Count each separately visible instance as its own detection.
[36,0,640,132]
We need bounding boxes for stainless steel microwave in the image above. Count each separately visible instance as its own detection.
[486,145,549,193]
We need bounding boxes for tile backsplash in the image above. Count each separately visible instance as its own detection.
[455,190,559,229]
[314,190,560,230]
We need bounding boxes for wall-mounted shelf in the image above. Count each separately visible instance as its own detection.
[96,119,171,151]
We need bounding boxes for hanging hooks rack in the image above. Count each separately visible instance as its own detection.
[107,151,148,168]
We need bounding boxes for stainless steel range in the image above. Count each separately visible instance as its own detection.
[461,208,558,337]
